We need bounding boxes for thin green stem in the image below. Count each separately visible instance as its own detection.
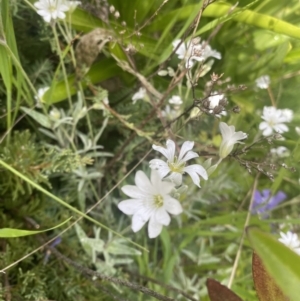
[52,24,73,109]
[227,174,258,288]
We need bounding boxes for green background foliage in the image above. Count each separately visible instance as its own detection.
[0,0,300,300]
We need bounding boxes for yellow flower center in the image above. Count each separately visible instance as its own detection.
[168,156,185,173]
[153,195,164,207]
[49,5,56,12]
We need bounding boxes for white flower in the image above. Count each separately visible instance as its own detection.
[255,75,270,89]
[49,108,61,120]
[296,127,300,136]
[172,38,221,69]
[278,231,300,255]
[34,0,71,23]
[169,95,183,106]
[161,105,178,120]
[270,146,289,157]
[132,87,146,104]
[259,106,293,136]
[34,87,49,108]
[149,140,208,187]
[65,0,81,12]
[118,170,183,238]
[207,92,227,117]
[219,122,247,159]
[281,109,293,122]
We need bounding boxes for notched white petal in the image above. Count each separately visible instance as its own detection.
[148,216,163,238]
[164,197,183,215]
[118,199,142,215]
[132,213,148,232]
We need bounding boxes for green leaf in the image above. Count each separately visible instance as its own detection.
[202,2,300,39]
[21,106,52,128]
[0,217,72,237]
[247,227,300,301]
[149,2,300,40]
[44,58,120,104]
[252,252,288,301]
[106,241,142,256]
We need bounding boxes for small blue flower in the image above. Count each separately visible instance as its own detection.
[252,189,286,215]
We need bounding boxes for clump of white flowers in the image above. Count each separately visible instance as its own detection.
[118,122,250,238]
[259,106,293,136]
[172,38,221,69]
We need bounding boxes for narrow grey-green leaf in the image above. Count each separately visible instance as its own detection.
[21,106,52,128]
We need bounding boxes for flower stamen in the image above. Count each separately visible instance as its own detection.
[153,195,164,208]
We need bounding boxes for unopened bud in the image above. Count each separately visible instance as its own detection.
[210,72,219,82]
[232,106,240,113]
[114,11,120,18]
[203,99,210,108]
[191,37,200,45]
[273,133,282,140]
[219,98,228,107]
[109,5,115,13]
[158,70,168,76]
[49,108,61,120]
[213,105,224,114]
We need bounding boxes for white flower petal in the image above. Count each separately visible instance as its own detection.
[181,150,199,162]
[135,170,154,194]
[155,207,171,226]
[262,127,273,136]
[178,141,194,161]
[121,185,148,199]
[169,172,183,186]
[148,216,163,238]
[219,122,247,159]
[169,95,183,105]
[152,140,175,160]
[164,196,183,215]
[149,159,170,179]
[159,181,175,195]
[273,123,289,133]
[278,231,300,255]
[118,199,142,215]
[184,164,208,183]
[132,213,148,232]
[43,14,52,22]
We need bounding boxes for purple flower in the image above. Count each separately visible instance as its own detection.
[252,189,286,215]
